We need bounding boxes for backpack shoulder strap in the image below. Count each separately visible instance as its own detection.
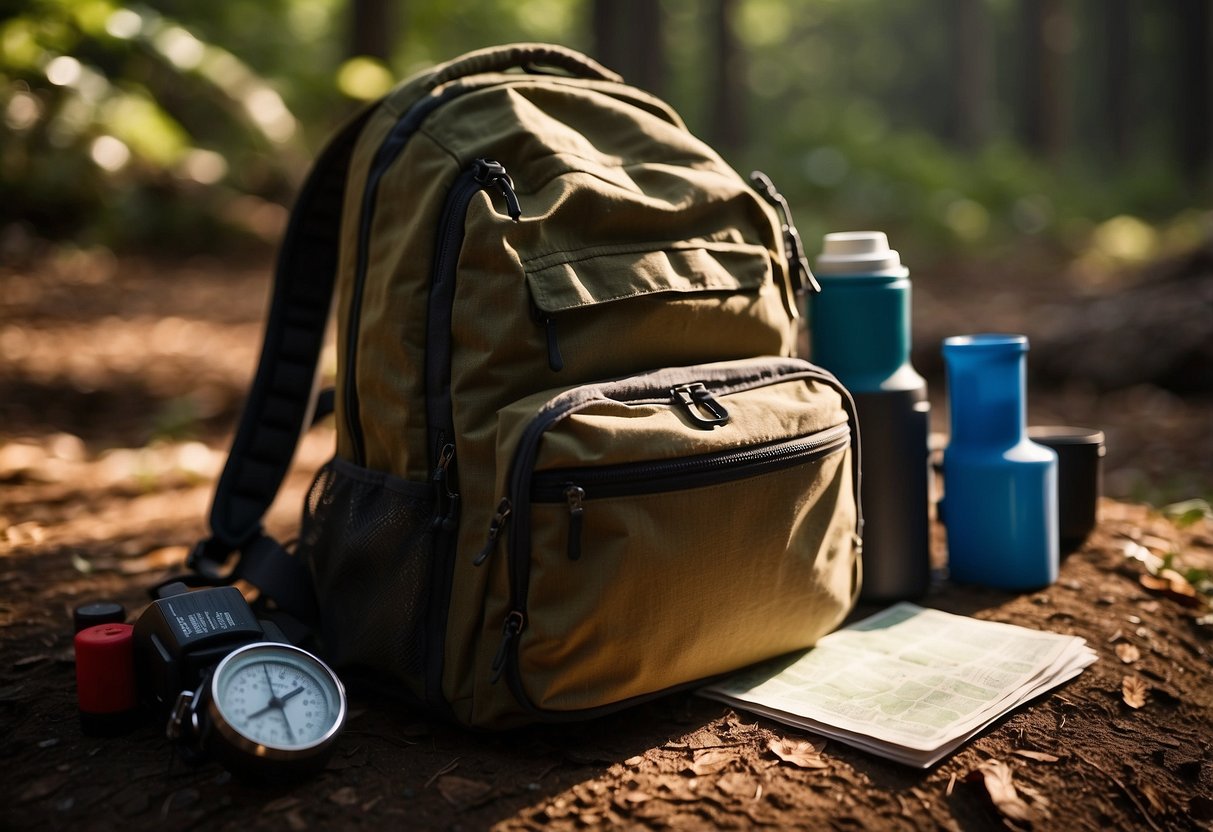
[187,106,374,620]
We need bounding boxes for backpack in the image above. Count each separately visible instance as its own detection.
[188,43,862,728]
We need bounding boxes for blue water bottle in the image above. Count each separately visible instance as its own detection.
[811,232,931,601]
[941,334,1059,589]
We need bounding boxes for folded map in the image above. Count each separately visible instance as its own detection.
[700,603,1098,767]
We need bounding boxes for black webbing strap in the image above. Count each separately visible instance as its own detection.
[188,107,374,622]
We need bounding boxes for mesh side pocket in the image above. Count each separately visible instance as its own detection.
[297,458,436,694]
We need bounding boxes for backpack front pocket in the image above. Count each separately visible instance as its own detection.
[482,358,861,717]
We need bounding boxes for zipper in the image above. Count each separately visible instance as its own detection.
[429,442,457,531]
[535,426,849,561]
[474,497,513,566]
[342,75,520,463]
[488,360,861,712]
[420,158,522,712]
[533,424,850,502]
[426,158,523,463]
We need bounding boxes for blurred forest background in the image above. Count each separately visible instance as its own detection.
[3,0,1210,257]
[2,0,1211,504]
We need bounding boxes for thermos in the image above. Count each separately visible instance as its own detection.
[941,334,1059,589]
[810,231,931,601]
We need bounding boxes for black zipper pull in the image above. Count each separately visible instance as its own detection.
[542,313,564,372]
[474,498,512,566]
[564,484,585,561]
[490,610,525,683]
[529,296,565,372]
[430,443,457,531]
[474,158,522,221]
[750,170,820,294]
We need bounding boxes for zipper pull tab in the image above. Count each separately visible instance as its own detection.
[474,158,522,221]
[431,443,457,531]
[564,484,585,561]
[474,498,512,566]
[749,170,820,294]
[530,297,565,372]
[490,610,525,683]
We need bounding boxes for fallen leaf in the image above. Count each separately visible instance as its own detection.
[1140,571,1202,608]
[1115,642,1141,664]
[686,747,733,776]
[967,759,1033,822]
[327,787,358,807]
[624,755,645,767]
[436,775,494,809]
[262,796,302,813]
[767,736,829,769]
[1122,676,1149,709]
[716,771,757,800]
[1012,749,1061,763]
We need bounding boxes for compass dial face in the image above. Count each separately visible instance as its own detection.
[210,643,345,751]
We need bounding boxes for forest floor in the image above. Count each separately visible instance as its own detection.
[1,249,1211,830]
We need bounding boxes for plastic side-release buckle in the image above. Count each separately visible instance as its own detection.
[671,383,731,429]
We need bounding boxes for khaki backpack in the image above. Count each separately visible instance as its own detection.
[188,43,862,728]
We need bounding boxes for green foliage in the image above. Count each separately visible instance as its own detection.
[1163,499,1213,529]
[1,0,326,251]
[3,0,1207,259]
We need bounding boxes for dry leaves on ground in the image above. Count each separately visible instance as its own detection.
[967,759,1036,823]
[685,748,734,776]
[1114,642,1141,664]
[1122,676,1150,709]
[767,737,829,769]
[1012,749,1061,763]
[1139,571,1203,607]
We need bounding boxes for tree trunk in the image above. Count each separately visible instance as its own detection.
[1020,0,1068,163]
[350,0,394,61]
[591,0,665,96]
[1102,0,1133,162]
[1174,0,1212,183]
[951,0,992,148]
[709,0,746,156]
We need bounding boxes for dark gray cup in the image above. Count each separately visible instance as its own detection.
[1027,426,1105,552]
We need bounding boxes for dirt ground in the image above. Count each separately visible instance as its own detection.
[2,251,1212,831]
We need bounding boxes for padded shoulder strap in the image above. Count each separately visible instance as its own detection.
[188,106,374,618]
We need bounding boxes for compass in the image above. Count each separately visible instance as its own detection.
[169,642,346,780]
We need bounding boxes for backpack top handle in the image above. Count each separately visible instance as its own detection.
[425,43,622,90]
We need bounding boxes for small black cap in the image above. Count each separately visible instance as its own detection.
[73,601,126,633]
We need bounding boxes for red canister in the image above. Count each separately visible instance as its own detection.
[74,623,138,735]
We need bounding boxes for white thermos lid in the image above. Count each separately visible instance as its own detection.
[815,231,905,275]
